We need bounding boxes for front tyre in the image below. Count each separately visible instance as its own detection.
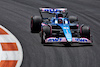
[41,26,51,44]
[80,25,90,39]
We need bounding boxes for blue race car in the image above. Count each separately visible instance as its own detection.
[30,8,93,44]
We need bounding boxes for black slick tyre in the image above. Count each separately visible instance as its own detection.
[31,16,42,33]
[41,26,51,44]
[80,25,90,39]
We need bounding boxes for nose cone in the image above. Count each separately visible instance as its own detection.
[65,34,72,42]
[57,24,72,42]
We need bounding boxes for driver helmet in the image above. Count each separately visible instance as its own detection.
[58,19,63,24]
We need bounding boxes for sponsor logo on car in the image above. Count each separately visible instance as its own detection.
[75,38,87,42]
[44,9,63,12]
[48,38,62,42]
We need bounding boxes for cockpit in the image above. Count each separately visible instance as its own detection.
[51,13,69,24]
[55,19,69,24]
[53,13,68,24]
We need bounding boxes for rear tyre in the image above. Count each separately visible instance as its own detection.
[80,25,90,39]
[31,16,42,33]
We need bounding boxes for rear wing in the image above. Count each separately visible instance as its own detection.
[39,8,67,13]
[39,8,68,19]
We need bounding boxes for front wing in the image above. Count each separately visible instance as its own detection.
[45,37,92,43]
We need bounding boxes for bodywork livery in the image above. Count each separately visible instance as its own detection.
[31,8,93,44]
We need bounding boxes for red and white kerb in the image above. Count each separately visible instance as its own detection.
[0,25,23,67]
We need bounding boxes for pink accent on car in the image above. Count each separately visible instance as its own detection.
[77,24,79,27]
[42,8,44,11]
[42,23,47,26]
[45,37,67,43]
[58,17,63,18]
[63,10,65,12]
[72,37,92,43]
[45,37,92,43]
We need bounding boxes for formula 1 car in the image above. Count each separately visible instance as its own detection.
[30,8,93,44]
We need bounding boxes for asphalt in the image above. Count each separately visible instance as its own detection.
[0,0,100,67]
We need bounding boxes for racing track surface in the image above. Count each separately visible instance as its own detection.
[0,0,100,67]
